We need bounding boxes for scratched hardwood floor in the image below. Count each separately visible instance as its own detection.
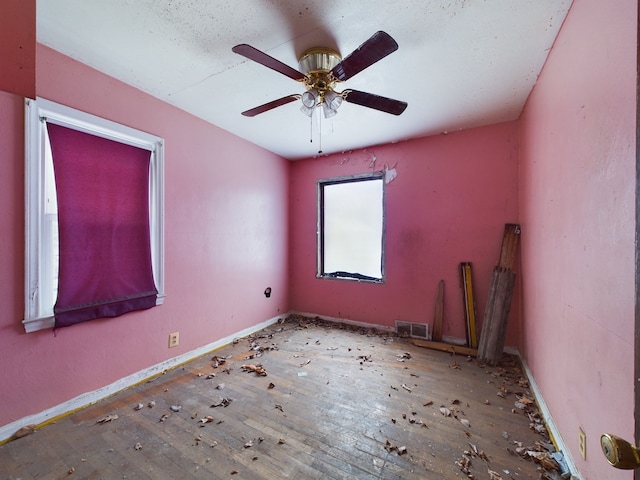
[0,316,563,479]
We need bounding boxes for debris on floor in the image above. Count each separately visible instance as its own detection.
[240,364,267,376]
[396,352,412,361]
[210,396,232,408]
[13,425,36,439]
[1,314,569,480]
[95,414,118,424]
[384,439,408,455]
[211,355,226,368]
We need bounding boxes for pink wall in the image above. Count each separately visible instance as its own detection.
[0,0,35,98]
[0,45,290,428]
[519,0,636,478]
[289,124,521,345]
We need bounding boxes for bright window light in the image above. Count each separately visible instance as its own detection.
[318,174,384,282]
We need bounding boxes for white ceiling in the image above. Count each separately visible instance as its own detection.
[37,0,573,160]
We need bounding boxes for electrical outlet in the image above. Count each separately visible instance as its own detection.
[168,332,179,348]
[579,427,587,460]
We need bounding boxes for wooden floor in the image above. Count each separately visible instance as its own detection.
[0,316,564,479]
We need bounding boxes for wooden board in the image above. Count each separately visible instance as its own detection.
[497,224,521,270]
[477,268,516,365]
[460,262,478,348]
[411,338,478,357]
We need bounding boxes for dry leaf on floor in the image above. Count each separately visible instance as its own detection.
[241,364,268,376]
[210,396,232,408]
[517,394,535,405]
[401,384,412,392]
[268,382,275,389]
[211,356,226,368]
[299,359,311,367]
[488,469,502,480]
[527,451,560,470]
[96,414,118,424]
[14,425,36,439]
[460,418,471,428]
[439,407,451,417]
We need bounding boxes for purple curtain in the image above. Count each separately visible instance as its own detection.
[47,123,158,328]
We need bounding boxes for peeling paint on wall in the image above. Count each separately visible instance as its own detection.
[363,149,377,169]
[384,164,398,184]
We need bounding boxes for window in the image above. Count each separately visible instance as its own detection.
[317,173,385,282]
[23,98,165,333]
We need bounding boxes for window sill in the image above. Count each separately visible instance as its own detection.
[23,295,165,333]
[316,273,384,284]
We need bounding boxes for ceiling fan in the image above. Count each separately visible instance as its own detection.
[232,31,408,119]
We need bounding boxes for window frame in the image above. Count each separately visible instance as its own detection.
[316,171,386,283]
[23,97,165,333]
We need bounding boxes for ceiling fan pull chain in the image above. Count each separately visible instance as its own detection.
[318,112,323,154]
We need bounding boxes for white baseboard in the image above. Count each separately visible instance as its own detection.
[518,354,582,480]
[0,313,283,443]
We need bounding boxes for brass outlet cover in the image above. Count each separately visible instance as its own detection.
[579,427,587,460]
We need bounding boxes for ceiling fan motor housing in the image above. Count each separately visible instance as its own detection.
[298,48,342,92]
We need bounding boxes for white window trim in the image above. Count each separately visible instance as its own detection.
[23,97,165,333]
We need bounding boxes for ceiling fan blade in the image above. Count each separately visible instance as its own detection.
[232,44,306,81]
[241,95,300,117]
[343,90,408,116]
[330,31,399,82]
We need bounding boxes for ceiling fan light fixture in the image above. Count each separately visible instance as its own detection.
[302,90,318,108]
[324,89,343,111]
[323,103,338,119]
[300,90,318,116]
